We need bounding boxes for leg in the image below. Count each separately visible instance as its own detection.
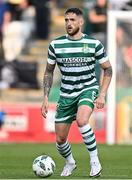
[76,105,102,177]
[55,122,71,145]
[55,123,76,176]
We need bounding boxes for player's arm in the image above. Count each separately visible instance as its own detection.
[41,63,55,118]
[95,60,112,109]
[44,63,55,97]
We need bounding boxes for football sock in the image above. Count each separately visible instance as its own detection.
[56,141,75,164]
[79,124,99,162]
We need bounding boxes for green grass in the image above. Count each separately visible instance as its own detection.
[0,143,132,179]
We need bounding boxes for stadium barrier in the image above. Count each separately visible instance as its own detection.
[0,104,106,143]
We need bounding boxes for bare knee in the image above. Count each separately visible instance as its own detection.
[76,105,92,127]
[76,118,88,127]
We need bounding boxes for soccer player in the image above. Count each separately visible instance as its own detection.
[41,7,112,178]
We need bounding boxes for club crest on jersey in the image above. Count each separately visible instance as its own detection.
[82,44,89,53]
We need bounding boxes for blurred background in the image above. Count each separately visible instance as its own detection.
[0,0,132,144]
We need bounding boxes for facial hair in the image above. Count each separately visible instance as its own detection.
[67,27,80,36]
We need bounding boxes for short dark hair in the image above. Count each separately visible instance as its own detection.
[65,7,83,16]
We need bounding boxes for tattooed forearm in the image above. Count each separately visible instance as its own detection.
[43,73,53,96]
[43,63,55,97]
[104,66,112,77]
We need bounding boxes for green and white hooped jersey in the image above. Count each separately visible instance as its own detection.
[47,34,108,97]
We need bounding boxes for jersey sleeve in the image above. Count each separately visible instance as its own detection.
[95,40,109,64]
[47,41,56,65]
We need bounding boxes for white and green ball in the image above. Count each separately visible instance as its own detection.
[32,155,55,178]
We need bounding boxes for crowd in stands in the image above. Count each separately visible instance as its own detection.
[0,0,51,89]
[0,0,52,61]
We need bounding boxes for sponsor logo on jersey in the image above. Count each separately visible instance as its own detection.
[57,57,95,67]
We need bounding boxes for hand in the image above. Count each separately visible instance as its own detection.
[95,94,105,109]
[41,96,48,118]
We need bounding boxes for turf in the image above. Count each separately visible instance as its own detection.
[0,143,132,179]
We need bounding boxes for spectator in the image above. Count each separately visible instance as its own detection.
[83,0,95,35]
[3,0,35,61]
[89,0,107,46]
[32,0,51,40]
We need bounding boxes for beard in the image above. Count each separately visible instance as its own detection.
[67,27,80,36]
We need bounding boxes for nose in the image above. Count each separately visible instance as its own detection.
[66,20,71,26]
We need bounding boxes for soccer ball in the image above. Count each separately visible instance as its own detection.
[32,155,56,178]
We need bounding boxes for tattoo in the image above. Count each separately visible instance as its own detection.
[43,64,55,96]
[43,74,53,96]
[104,66,112,77]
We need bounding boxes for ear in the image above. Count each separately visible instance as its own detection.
[79,17,84,26]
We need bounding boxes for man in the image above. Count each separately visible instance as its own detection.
[31,0,50,39]
[89,0,107,46]
[41,7,112,178]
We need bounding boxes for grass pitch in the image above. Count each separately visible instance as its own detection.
[0,143,132,179]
